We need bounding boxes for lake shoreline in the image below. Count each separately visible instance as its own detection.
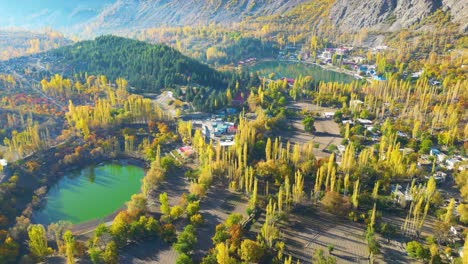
[249,58,365,82]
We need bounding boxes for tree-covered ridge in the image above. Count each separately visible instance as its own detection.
[49,35,227,92]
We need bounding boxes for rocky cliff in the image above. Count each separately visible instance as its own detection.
[81,0,309,34]
[329,0,467,32]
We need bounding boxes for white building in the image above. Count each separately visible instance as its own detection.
[446,158,460,170]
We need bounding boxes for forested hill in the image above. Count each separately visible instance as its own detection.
[48,35,227,92]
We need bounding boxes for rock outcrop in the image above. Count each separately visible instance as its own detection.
[329,0,466,32]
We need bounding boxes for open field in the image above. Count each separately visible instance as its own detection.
[249,207,369,264]
[280,101,342,159]
[247,206,430,264]
[118,184,247,264]
[193,185,248,260]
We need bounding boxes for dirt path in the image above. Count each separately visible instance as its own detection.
[192,185,248,261]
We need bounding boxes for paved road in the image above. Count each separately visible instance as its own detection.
[153,91,177,118]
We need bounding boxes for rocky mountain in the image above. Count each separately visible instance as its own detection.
[81,0,467,35]
[329,0,467,32]
[0,0,466,35]
[80,0,309,35]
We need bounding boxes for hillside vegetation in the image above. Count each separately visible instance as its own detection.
[49,36,227,92]
[0,30,71,61]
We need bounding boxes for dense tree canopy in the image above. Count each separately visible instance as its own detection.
[50,36,228,92]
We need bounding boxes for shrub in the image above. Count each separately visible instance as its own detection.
[406,241,429,260]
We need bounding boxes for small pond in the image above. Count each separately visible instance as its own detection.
[32,163,145,225]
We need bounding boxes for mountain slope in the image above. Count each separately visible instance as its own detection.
[80,0,467,35]
[81,0,310,35]
[329,0,467,32]
[0,30,71,60]
[1,0,466,34]
[47,36,227,91]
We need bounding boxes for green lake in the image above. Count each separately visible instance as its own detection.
[33,163,145,225]
[249,61,355,83]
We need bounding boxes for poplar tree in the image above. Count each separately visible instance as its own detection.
[63,231,76,264]
[292,171,304,205]
[27,224,50,260]
[351,179,360,209]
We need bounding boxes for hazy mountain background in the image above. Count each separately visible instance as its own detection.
[0,0,113,30]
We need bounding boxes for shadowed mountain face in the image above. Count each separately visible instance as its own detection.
[0,0,466,34]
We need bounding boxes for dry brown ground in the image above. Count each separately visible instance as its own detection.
[279,101,343,159]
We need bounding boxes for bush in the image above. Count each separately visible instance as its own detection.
[190,214,204,226]
[186,201,200,217]
[160,224,177,243]
[173,225,197,254]
[170,206,184,220]
[176,253,193,264]
[321,191,351,216]
[303,116,316,133]
[406,241,429,260]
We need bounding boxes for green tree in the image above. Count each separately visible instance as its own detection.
[303,116,316,133]
[406,241,429,260]
[126,193,147,216]
[225,213,243,228]
[170,206,184,220]
[63,230,76,264]
[190,214,204,226]
[173,225,197,254]
[103,241,118,264]
[240,239,264,262]
[161,156,177,171]
[88,248,102,264]
[27,224,51,260]
[215,242,236,264]
[160,192,171,216]
[176,253,194,264]
[186,201,200,217]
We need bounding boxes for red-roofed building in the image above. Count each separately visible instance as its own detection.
[232,92,248,105]
[227,126,238,134]
[281,78,295,85]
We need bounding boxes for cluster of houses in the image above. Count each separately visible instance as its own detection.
[320,47,351,61]
[192,111,239,147]
[428,148,468,172]
[278,47,300,61]
[202,119,237,140]
[238,57,257,66]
